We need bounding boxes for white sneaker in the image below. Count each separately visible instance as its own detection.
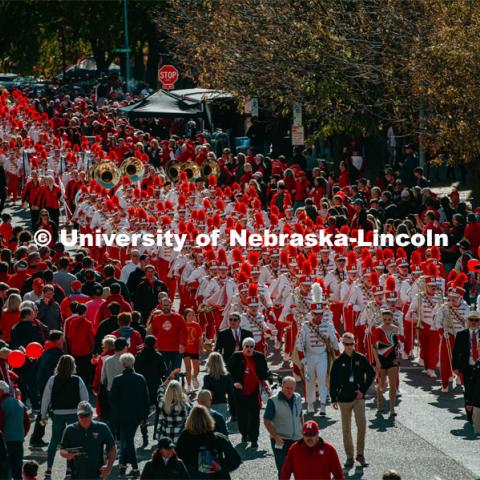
[192,377,199,389]
[185,384,191,394]
[401,351,408,360]
[441,386,449,393]
[426,369,437,378]
[307,403,315,413]
[319,404,326,416]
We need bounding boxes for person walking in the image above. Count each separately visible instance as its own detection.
[202,352,233,419]
[140,436,189,479]
[330,332,375,469]
[156,380,191,444]
[183,308,203,392]
[0,380,30,480]
[263,376,303,478]
[280,420,344,480]
[227,337,269,448]
[453,311,480,423]
[176,405,241,479]
[109,353,150,477]
[197,390,228,436]
[60,401,116,480]
[40,355,89,477]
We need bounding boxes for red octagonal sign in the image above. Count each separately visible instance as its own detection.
[158,65,179,90]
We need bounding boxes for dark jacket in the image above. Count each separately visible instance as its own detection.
[133,279,168,321]
[468,359,480,407]
[227,351,269,391]
[215,328,253,364]
[453,329,475,374]
[10,321,46,349]
[141,455,189,479]
[135,348,167,405]
[176,430,241,479]
[109,368,150,425]
[93,316,119,354]
[211,409,228,436]
[36,300,62,331]
[36,343,63,395]
[102,277,131,302]
[329,351,375,403]
[202,374,233,405]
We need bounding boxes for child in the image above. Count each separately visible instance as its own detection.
[183,308,204,392]
[23,460,39,480]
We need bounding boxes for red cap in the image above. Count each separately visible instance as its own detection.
[71,280,82,290]
[302,420,319,435]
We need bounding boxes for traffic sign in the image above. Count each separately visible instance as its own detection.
[158,65,179,89]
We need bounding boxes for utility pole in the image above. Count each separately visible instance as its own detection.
[123,0,131,92]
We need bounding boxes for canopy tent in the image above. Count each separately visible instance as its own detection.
[118,88,235,120]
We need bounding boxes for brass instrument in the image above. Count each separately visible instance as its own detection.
[201,159,219,179]
[166,160,181,182]
[181,160,201,181]
[88,160,121,189]
[120,156,145,183]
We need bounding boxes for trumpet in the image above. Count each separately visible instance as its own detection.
[120,156,145,183]
[201,159,219,179]
[87,160,121,189]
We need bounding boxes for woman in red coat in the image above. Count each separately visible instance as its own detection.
[338,161,350,189]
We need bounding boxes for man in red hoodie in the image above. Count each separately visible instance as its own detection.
[112,312,143,355]
[65,303,94,386]
[8,261,30,291]
[95,283,131,326]
[281,420,344,480]
[150,296,187,374]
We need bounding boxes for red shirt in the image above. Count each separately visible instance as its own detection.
[0,311,20,343]
[22,179,41,206]
[242,354,258,396]
[36,185,62,209]
[8,271,31,290]
[185,322,203,354]
[281,439,344,480]
[151,311,187,352]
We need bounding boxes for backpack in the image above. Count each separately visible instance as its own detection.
[197,445,223,475]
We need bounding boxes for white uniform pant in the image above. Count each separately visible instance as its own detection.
[305,351,328,405]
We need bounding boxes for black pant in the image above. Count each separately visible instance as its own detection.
[236,392,260,442]
[74,355,93,387]
[19,362,39,410]
[6,441,23,480]
[30,208,40,230]
[463,365,475,421]
[30,413,45,444]
[47,207,60,227]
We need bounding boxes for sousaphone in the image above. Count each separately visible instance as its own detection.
[120,156,145,183]
[88,160,121,189]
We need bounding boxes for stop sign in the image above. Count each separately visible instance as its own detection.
[158,65,179,89]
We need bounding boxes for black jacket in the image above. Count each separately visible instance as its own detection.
[135,348,167,405]
[215,328,253,364]
[329,351,375,403]
[453,329,475,374]
[36,346,63,395]
[102,277,131,302]
[141,455,189,479]
[133,279,168,321]
[467,359,480,407]
[10,321,46,349]
[109,368,150,424]
[93,316,119,354]
[227,351,269,389]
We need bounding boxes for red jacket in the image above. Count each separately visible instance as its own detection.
[95,294,132,325]
[8,271,31,290]
[151,311,187,352]
[281,439,344,480]
[36,185,62,210]
[112,327,143,355]
[65,316,94,356]
[22,179,42,206]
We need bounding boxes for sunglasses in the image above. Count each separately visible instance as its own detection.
[244,346,254,349]
[343,342,354,346]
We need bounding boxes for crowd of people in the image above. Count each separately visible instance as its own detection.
[0,86,478,480]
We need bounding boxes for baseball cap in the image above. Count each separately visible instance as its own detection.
[302,420,319,436]
[157,437,175,449]
[77,401,93,416]
[71,280,82,290]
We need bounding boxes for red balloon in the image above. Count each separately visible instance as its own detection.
[26,342,43,360]
[8,350,26,369]
[467,259,480,272]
